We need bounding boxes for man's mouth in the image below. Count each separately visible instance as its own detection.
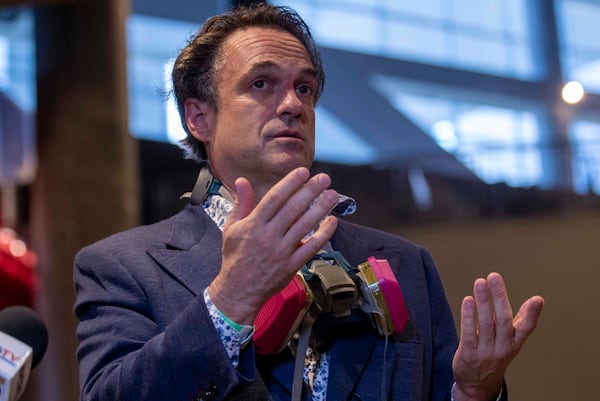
[271,130,304,141]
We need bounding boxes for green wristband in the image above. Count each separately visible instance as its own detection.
[217,309,244,332]
[216,308,254,345]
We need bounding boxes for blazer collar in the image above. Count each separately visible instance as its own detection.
[331,220,386,265]
[146,204,222,296]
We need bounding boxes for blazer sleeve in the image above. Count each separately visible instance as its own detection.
[420,248,459,401]
[73,244,261,401]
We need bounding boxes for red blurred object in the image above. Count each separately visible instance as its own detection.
[0,227,37,309]
[254,274,312,355]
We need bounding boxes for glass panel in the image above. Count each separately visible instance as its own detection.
[559,1,600,51]
[0,8,36,185]
[0,9,35,112]
[385,0,444,20]
[311,7,380,52]
[556,0,600,94]
[454,32,508,73]
[453,107,541,187]
[126,15,197,143]
[386,21,447,63]
[570,120,600,195]
[163,59,186,144]
[330,0,378,6]
[505,0,529,37]
[0,36,9,87]
[452,0,505,32]
[511,42,536,77]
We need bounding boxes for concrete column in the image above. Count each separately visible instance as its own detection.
[28,0,137,400]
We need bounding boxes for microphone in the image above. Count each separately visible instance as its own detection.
[0,306,48,401]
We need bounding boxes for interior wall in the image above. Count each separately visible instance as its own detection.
[395,210,600,401]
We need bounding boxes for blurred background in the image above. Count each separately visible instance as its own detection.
[0,0,598,400]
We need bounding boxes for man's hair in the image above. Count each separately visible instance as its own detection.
[171,3,325,161]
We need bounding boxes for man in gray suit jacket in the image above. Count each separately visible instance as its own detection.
[74,4,544,401]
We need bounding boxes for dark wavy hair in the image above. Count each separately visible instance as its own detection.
[171,3,325,161]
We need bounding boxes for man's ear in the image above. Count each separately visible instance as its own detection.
[184,98,213,142]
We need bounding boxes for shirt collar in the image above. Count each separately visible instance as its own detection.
[203,186,356,230]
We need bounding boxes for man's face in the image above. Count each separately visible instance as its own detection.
[192,26,318,195]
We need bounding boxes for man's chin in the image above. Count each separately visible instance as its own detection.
[271,158,312,176]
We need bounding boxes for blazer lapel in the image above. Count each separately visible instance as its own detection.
[147,204,223,296]
[326,333,378,401]
[326,221,395,400]
[263,334,378,401]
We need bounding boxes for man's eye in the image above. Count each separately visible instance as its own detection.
[297,85,312,95]
[253,80,266,89]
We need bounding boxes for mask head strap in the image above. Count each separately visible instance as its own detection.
[181,163,234,204]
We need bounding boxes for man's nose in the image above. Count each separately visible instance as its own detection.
[276,88,304,117]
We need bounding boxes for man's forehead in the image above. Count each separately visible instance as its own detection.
[221,26,311,63]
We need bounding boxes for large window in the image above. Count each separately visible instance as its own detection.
[274,0,539,80]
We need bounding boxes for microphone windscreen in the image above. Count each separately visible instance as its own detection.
[0,306,49,368]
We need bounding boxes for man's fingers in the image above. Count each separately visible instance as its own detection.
[224,177,255,231]
[460,295,478,349]
[249,168,337,245]
[291,215,338,267]
[283,189,338,241]
[272,172,334,228]
[473,278,495,349]
[513,295,544,347]
[223,169,339,279]
[456,273,544,395]
[254,167,314,222]
[487,272,514,348]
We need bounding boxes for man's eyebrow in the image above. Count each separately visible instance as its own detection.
[299,66,319,81]
[242,61,279,77]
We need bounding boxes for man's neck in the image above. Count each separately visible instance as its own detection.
[212,170,290,207]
